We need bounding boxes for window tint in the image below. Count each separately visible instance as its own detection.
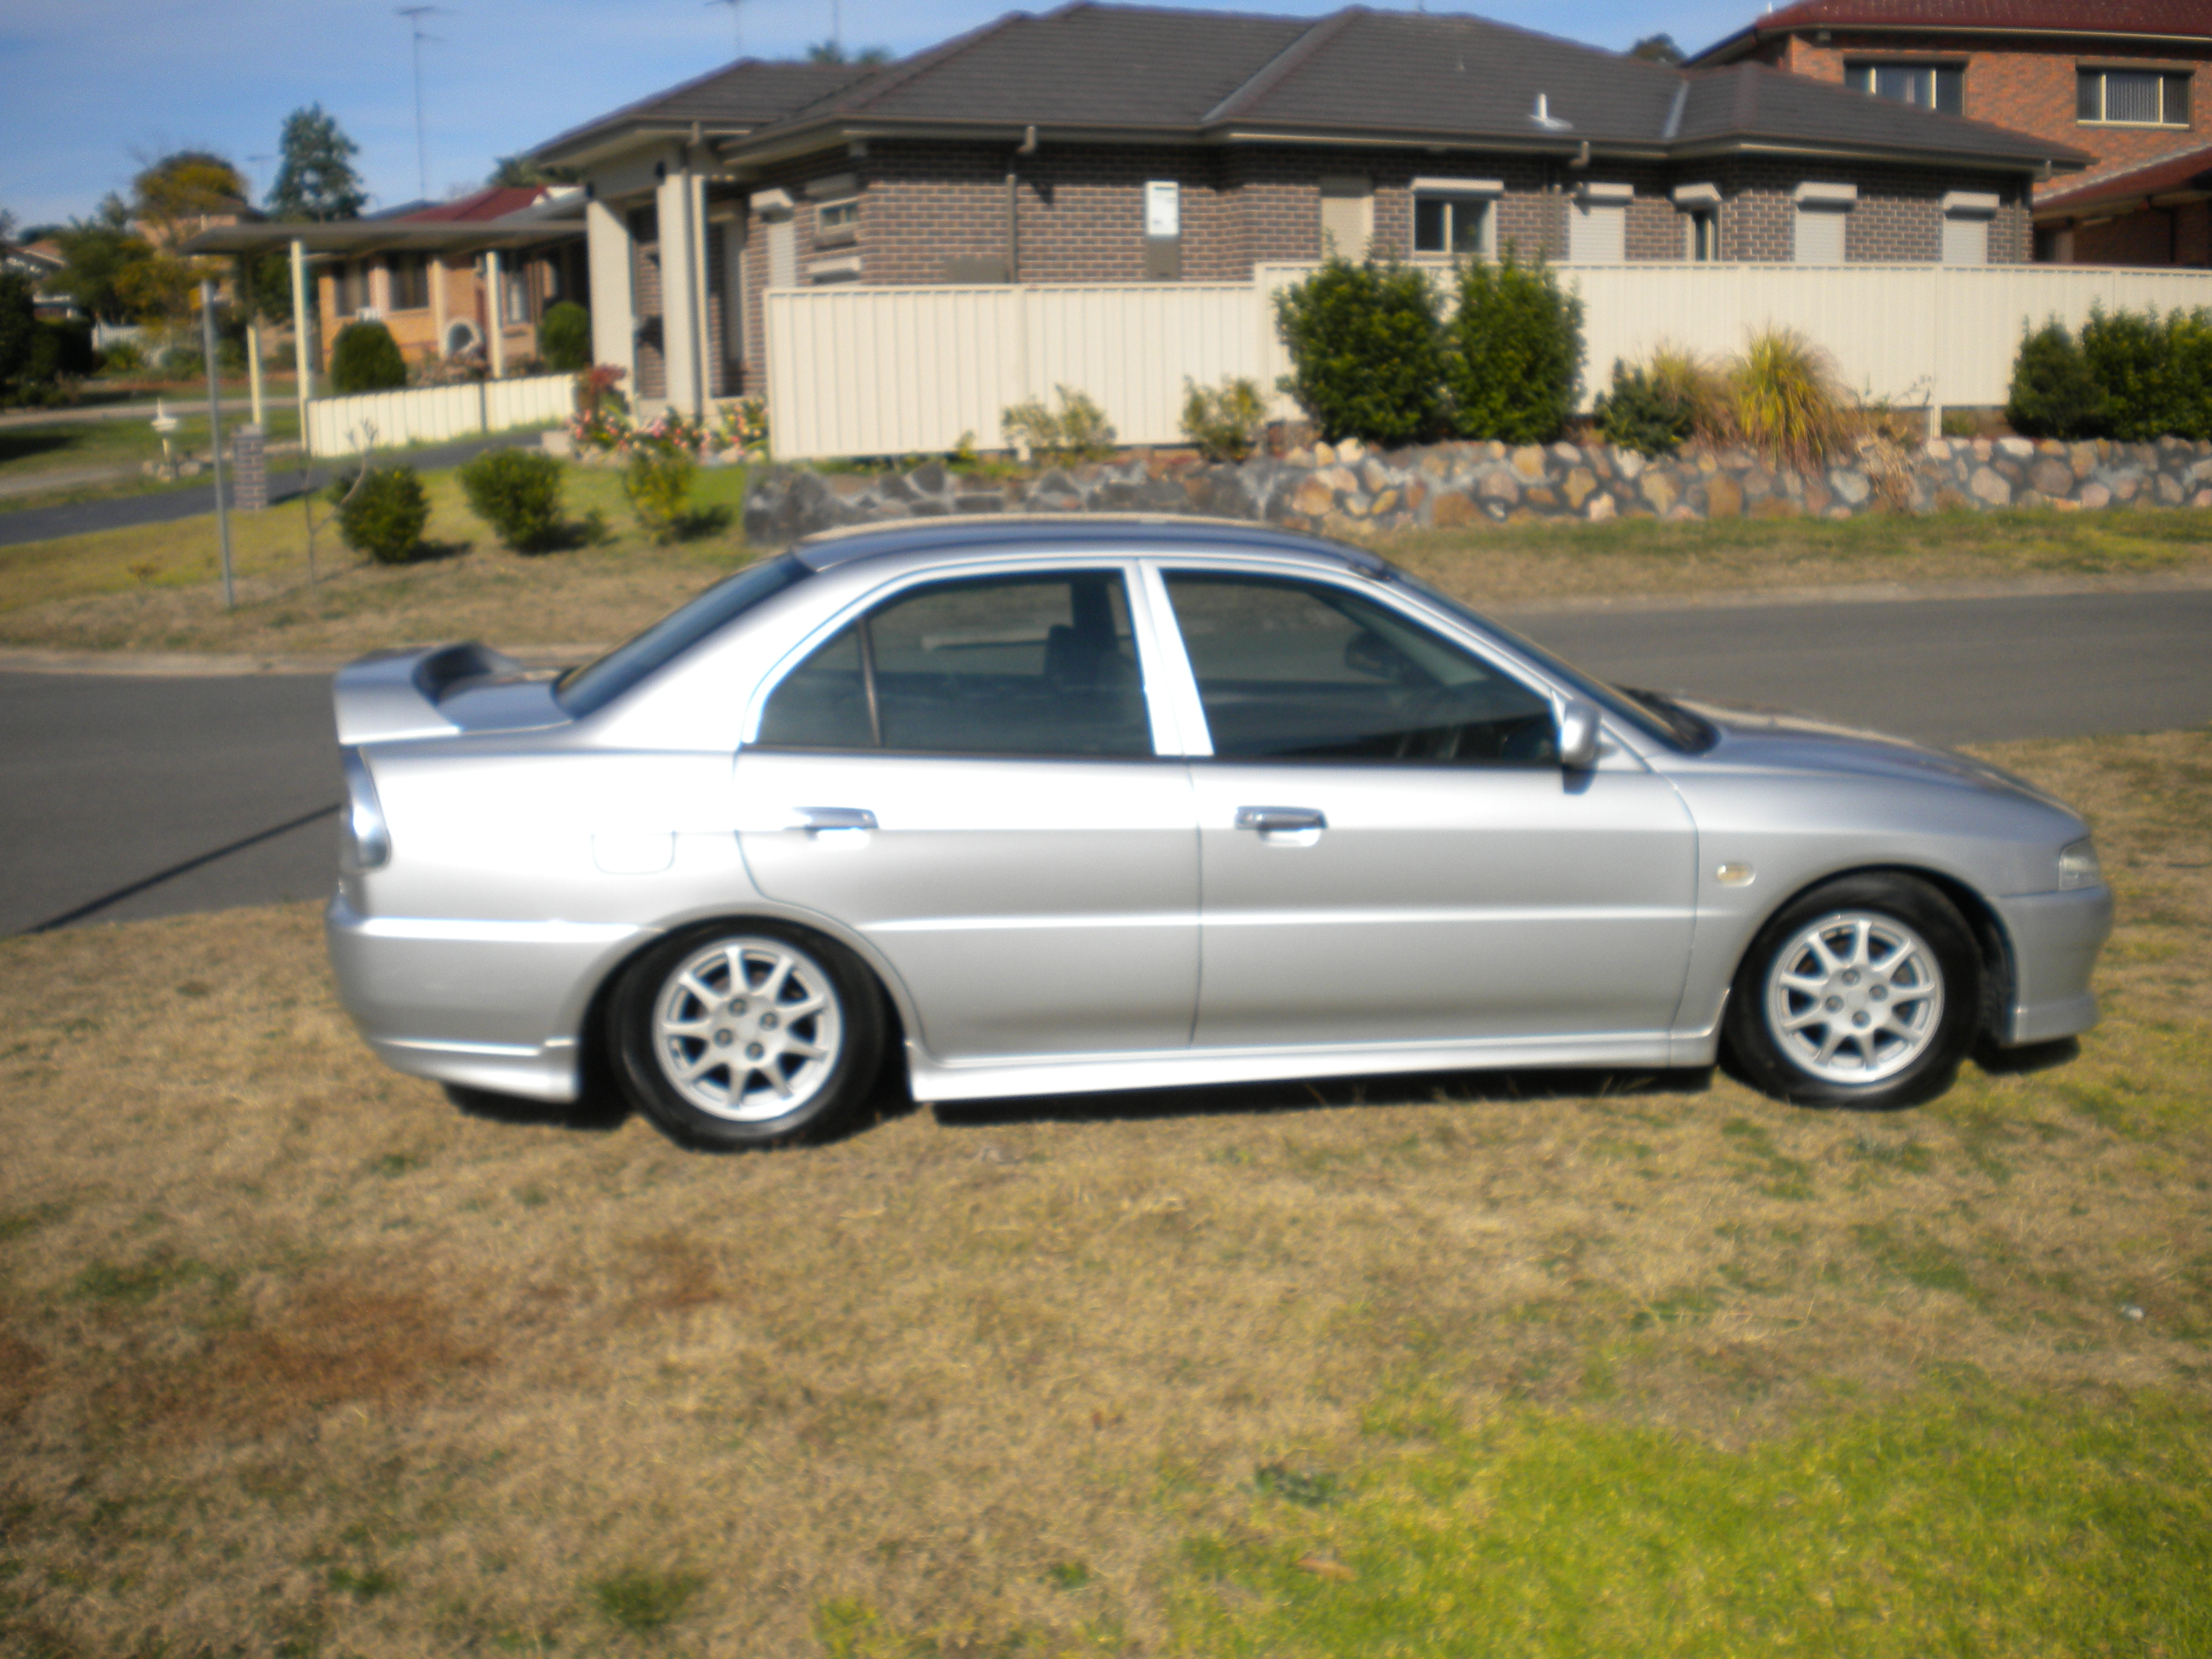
[758,571,1151,757]
[1164,572,1557,765]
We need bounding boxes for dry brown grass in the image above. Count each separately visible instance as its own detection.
[1,731,2207,1657]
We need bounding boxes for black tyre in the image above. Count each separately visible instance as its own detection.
[609,920,885,1148]
[1723,873,1980,1111]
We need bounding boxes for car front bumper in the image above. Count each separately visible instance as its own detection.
[1992,883,2113,1046]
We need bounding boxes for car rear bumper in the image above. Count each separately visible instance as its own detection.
[325,895,650,1102]
[1993,883,2113,1046]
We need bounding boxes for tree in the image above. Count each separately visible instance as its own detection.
[0,204,16,246]
[120,151,249,328]
[1629,33,1683,64]
[268,104,367,221]
[49,197,153,324]
[806,40,892,65]
[0,271,36,396]
[488,152,575,189]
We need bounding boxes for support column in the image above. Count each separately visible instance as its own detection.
[657,159,706,416]
[289,238,313,457]
[486,247,507,380]
[585,197,637,386]
[431,252,447,361]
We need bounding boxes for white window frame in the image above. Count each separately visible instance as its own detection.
[1410,177,1501,261]
[2077,66,2191,128]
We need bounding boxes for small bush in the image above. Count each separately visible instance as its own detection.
[2006,318,2102,440]
[329,320,407,395]
[2080,306,2170,441]
[1594,359,1694,456]
[1443,250,1584,444]
[159,346,206,383]
[1730,327,1855,469]
[328,466,429,564]
[540,301,591,372]
[1001,384,1116,464]
[98,337,145,375]
[1181,375,1267,461]
[624,447,695,542]
[460,448,565,551]
[1273,257,1444,446]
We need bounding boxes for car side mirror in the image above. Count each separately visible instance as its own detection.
[1557,699,1602,770]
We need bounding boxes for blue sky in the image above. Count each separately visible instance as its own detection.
[2,0,1758,230]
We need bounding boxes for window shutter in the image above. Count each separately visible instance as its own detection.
[1941,215,1988,265]
[1318,175,1372,261]
[767,220,796,289]
[1569,200,1625,263]
[1794,205,1848,264]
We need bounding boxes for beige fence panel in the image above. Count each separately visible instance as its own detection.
[306,373,574,456]
[770,266,2212,460]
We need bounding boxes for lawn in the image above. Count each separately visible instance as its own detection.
[1,728,2207,1657]
[2,463,2211,660]
[0,405,304,489]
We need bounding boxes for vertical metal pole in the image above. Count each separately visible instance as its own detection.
[486,246,506,380]
[200,281,236,611]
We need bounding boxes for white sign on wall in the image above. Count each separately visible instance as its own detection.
[1145,180,1180,239]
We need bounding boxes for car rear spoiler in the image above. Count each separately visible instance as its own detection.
[332,642,528,745]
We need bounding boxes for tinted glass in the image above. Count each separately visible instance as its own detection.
[1164,572,1556,765]
[557,555,808,718]
[758,571,1151,757]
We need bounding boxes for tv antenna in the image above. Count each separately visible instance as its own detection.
[707,0,745,58]
[397,6,448,200]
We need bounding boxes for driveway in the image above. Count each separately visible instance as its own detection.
[1,587,2207,935]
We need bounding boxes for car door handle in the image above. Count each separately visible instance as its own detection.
[1235,806,1327,834]
[796,806,878,833]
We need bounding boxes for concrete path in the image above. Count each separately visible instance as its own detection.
[1,586,2206,935]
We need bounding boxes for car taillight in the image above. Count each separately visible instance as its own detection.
[340,746,392,870]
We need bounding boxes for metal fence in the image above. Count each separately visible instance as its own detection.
[305,372,575,457]
[764,264,2212,461]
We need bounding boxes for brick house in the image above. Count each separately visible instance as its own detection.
[2028,142,2212,263]
[314,186,591,372]
[529,1,2091,412]
[1684,0,2212,263]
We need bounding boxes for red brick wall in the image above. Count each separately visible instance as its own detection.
[1761,32,2212,192]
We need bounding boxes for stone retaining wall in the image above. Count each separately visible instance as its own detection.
[742,434,2212,545]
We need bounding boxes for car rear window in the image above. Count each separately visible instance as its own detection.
[555,555,809,717]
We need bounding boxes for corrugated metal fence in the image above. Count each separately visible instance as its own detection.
[765,264,2212,462]
[305,372,574,457]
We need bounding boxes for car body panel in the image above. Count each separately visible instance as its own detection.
[321,516,2110,1108]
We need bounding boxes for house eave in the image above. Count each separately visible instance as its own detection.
[1689,20,2212,68]
[535,119,764,172]
[1671,135,2080,174]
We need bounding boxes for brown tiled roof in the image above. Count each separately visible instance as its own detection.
[2034,139,2212,212]
[400,186,550,223]
[1689,0,2212,65]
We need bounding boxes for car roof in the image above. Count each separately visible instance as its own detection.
[789,514,1392,578]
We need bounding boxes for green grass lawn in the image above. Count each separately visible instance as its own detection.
[0,404,303,492]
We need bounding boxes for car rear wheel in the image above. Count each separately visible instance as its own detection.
[611,922,883,1148]
[1724,873,1980,1111]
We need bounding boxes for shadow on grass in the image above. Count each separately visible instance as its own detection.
[444,1082,631,1134]
[934,1065,1715,1131]
[0,429,82,468]
[668,504,734,543]
[1974,1034,2081,1077]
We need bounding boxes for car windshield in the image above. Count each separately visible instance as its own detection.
[1384,568,1717,753]
[556,555,811,717]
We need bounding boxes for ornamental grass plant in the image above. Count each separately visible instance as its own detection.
[1729,327,1857,471]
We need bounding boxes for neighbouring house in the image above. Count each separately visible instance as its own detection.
[314,186,591,372]
[183,189,588,381]
[1684,0,2212,263]
[528,1,2091,412]
[2029,142,2212,263]
[1,237,80,320]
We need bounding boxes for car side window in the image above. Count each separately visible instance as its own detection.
[1162,571,1557,765]
[757,569,1152,757]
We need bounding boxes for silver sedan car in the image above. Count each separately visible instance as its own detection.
[327,517,2111,1148]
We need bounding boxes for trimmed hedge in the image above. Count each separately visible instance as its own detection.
[329,320,407,395]
[1273,258,1445,446]
[539,301,591,373]
[460,447,565,551]
[1443,252,1584,444]
[329,466,429,564]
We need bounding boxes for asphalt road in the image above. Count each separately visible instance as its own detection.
[1,586,2207,936]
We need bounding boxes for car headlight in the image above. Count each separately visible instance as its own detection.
[340,746,392,871]
[2057,837,2101,891]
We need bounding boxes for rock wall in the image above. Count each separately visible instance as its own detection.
[742,434,2212,545]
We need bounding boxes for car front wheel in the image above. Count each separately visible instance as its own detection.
[1724,873,1980,1111]
[611,923,883,1147]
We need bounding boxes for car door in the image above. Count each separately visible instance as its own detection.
[734,564,1198,1062]
[1154,566,1697,1050]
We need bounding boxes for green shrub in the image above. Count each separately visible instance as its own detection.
[540,301,592,372]
[1593,359,1694,456]
[2080,306,2171,441]
[460,447,565,551]
[98,337,146,375]
[1731,328,1856,469]
[1273,258,1444,446]
[2006,319,2102,440]
[1443,250,1584,443]
[1001,384,1116,464]
[623,446,695,541]
[1181,375,1267,461]
[329,320,407,395]
[0,272,34,395]
[328,466,429,564]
